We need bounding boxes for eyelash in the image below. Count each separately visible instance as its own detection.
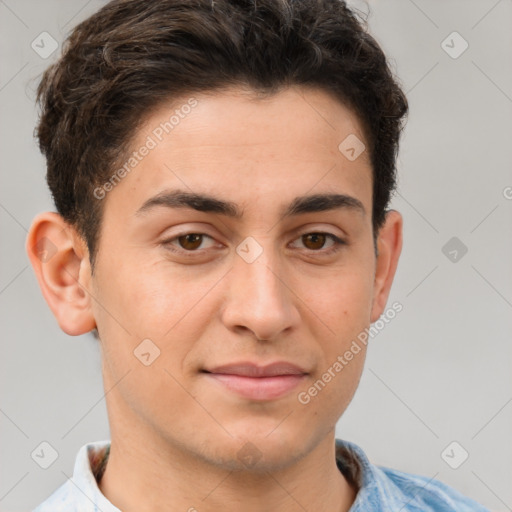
[161,231,347,257]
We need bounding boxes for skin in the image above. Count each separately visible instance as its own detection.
[27,85,402,512]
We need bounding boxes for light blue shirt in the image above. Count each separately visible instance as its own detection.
[33,438,490,511]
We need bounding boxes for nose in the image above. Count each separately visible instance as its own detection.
[220,243,300,342]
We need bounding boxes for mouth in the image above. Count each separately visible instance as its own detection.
[201,361,308,401]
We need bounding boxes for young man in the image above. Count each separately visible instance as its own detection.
[27,0,489,510]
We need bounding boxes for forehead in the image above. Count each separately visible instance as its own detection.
[137,85,367,156]
[105,85,372,220]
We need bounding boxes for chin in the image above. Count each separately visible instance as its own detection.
[203,420,311,472]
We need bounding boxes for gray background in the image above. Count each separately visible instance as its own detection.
[1,0,511,510]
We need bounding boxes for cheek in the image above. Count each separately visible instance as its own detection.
[131,263,225,341]
[92,255,223,375]
[90,258,203,411]
[95,253,201,335]
[298,277,370,419]
[309,265,375,337]
[303,265,373,407]
[297,343,367,431]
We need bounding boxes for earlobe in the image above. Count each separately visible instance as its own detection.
[26,212,96,336]
[370,209,403,323]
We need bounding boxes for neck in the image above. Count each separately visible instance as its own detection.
[98,424,357,512]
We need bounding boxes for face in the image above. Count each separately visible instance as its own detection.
[83,85,394,471]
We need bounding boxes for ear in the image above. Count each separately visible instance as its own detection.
[370,209,403,323]
[26,212,96,336]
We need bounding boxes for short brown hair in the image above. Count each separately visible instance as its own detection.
[36,0,408,268]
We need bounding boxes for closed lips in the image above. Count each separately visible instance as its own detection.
[202,361,308,401]
[202,361,308,377]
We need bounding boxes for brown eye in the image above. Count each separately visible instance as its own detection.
[177,233,203,250]
[161,232,219,255]
[302,233,328,250]
[290,232,346,255]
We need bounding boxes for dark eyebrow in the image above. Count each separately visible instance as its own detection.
[284,192,365,218]
[135,189,243,218]
[135,189,365,219]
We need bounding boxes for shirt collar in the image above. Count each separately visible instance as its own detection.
[335,438,415,511]
[71,440,120,512]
